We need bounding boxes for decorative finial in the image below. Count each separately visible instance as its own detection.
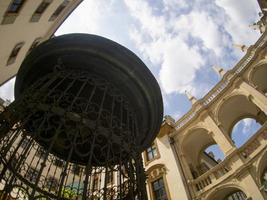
[185,90,197,104]
[233,44,248,52]
[249,21,266,33]
[212,65,226,77]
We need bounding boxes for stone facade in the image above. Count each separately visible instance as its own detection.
[0,0,82,86]
[144,5,267,200]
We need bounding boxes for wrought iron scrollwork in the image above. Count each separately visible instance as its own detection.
[0,70,147,199]
[0,33,163,200]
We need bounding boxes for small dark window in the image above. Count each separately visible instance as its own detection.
[36,147,46,159]
[152,178,168,200]
[6,42,24,65]
[49,0,69,21]
[72,164,81,175]
[92,175,99,191]
[6,0,25,13]
[28,38,42,52]
[20,137,30,149]
[25,167,39,182]
[35,1,51,14]
[46,176,58,191]
[30,0,51,22]
[106,169,113,185]
[54,158,64,167]
[146,142,158,161]
[225,191,247,200]
[2,0,26,24]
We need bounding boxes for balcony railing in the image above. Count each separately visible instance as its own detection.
[175,31,267,131]
[190,123,267,194]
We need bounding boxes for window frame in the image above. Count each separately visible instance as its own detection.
[28,37,42,53]
[147,165,171,200]
[6,42,25,66]
[144,141,160,165]
[30,0,52,22]
[151,177,168,200]
[6,0,26,14]
[1,0,27,24]
[106,168,114,185]
[49,0,69,21]
[72,164,81,176]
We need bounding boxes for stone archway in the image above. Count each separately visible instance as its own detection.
[217,94,262,137]
[206,185,248,200]
[250,63,267,93]
[181,128,219,178]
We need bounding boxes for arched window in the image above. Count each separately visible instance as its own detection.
[199,144,225,173]
[224,190,247,200]
[146,165,171,200]
[7,42,24,65]
[261,167,267,192]
[232,118,262,148]
[28,37,42,52]
[49,0,70,21]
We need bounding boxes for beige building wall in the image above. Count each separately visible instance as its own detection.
[0,0,82,86]
[144,3,267,200]
[166,14,267,200]
[143,120,190,200]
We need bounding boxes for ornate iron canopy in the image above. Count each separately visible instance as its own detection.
[0,34,163,199]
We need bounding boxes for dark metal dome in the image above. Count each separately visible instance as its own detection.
[14,34,163,164]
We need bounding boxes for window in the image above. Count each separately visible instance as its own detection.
[92,175,99,191]
[28,38,42,52]
[25,167,38,182]
[106,169,113,185]
[6,0,25,14]
[152,178,168,200]
[54,158,64,167]
[6,42,24,65]
[72,164,81,175]
[36,147,46,159]
[46,176,58,191]
[146,142,158,161]
[49,0,69,21]
[262,168,267,192]
[30,0,52,22]
[225,191,247,200]
[20,137,30,149]
[2,0,26,24]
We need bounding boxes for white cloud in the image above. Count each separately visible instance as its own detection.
[124,0,167,41]
[215,0,261,44]
[159,37,204,94]
[242,118,254,135]
[56,0,136,48]
[125,0,205,95]
[163,0,189,11]
[174,11,228,56]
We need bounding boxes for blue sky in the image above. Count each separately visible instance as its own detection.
[0,0,263,160]
[55,0,261,118]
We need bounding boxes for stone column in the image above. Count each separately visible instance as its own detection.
[239,81,267,114]
[204,114,236,156]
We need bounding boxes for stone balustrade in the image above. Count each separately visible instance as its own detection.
[175,32,267,131]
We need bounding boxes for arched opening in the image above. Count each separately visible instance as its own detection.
[192,144,225,177]
[207,186,247,200]
[182,128,223,178]
[261,167,267,193]
[250,64,267,93]
[204,144,225,163]
[257,150,267,198]
[231,118,262,147]
[217,95,266,137]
